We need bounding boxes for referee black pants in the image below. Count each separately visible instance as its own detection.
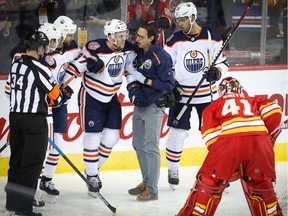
[6,113,48,212]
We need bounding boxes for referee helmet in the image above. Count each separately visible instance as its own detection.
[25,30,49,51]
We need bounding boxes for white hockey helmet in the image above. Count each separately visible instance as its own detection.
[38,23,62,49]
[175,2,197,21]
[104,19,127,38]
[53,15,77,39]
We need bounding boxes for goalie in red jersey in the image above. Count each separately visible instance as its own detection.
[177,77,283,216]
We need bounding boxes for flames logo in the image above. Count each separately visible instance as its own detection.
[107,55,125,77]
[183,50,206,73]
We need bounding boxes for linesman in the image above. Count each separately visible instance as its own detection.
[4,30,62,216]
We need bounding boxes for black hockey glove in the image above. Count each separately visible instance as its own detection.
[87,55,104,73]
[172,80,184,102]
[60,85,74,104]
[127,81,148,107]
[204,67,221,82]
[155,91,176,108]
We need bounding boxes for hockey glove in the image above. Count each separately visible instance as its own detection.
[60,85,74,104]
[130,70,147,84]
[87,55,104,73]
[173,80,184,102]
[204,67,221,82]
[127,81,148,107]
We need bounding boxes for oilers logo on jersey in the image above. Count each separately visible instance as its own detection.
[184,50,206,73]
[57,62,69,84]
[107,55,125,77]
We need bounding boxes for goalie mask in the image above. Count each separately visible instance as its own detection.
[38,23,62,51]
[218,77,242,97]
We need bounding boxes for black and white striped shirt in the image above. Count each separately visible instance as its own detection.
[6,55,61,115]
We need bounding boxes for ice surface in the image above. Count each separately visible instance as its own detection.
[0,163,287,216]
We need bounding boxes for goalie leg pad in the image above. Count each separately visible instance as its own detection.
[177,173,226,216]
[240,177,283,216]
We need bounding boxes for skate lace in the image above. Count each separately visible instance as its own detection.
[169,170,179,179]
[46,180,56,190]
[89,176,100,187]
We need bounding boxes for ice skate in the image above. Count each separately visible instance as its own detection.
[32,195,45,210]
[40,177,59,196]
[39,177,59,203]
[86,174,102,198]
[5,211,15,216]
[168,170,179,191]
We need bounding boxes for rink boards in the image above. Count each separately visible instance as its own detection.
[0,67,287,176]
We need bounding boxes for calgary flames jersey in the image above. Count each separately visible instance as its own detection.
[201,93,282,148]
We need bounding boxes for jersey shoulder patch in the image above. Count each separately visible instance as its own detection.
[40,54,56,68]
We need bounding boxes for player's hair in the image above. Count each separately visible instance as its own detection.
[140,23,158,44]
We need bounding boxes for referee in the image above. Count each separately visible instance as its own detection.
[5,30,62,216]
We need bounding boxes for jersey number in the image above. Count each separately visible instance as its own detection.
[11,74,23,90]
[222,99,253,116]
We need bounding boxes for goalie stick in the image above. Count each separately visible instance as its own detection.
[0,141,9,154]
[47,137,117,214]
[269,119,288,145]
[172,0,255,126]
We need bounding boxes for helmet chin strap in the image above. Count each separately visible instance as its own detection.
[108,35,122,50]
[186,17,195,35]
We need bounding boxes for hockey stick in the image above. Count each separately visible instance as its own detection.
[0,141,9,154]
[270,119,288,136]
[61,75,75,90]
[172,0,255,126]
[269,119,288,145]
[47,137,117,214]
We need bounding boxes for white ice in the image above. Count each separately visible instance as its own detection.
[0,162,287,216]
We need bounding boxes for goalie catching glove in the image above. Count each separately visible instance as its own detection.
[204,66,221,82]
[127,81,147,107]
[87,55,104,73]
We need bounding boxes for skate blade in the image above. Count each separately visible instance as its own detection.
[42,193,58,204]
[5,211,15,216]
[87,190,98,198]
[33,205,45,211]
[169,184,176,191]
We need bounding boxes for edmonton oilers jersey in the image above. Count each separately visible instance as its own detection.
[164,28,229,104]
[50,40,81,87]
[82,38,137,103]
